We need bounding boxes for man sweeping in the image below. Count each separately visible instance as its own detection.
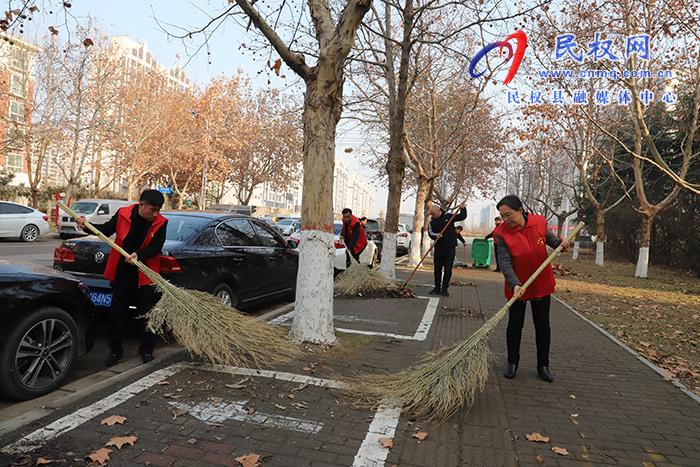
[340,208,367,267]
[428,203,467,296]
[76,189,168,366]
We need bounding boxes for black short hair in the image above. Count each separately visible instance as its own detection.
[455,225,463,231]
[494,216,502,221]
[342,208,352,215]
[140,189,165,207]
[359,216,367,221]
[496,195,522,212]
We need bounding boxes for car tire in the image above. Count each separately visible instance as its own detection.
[0,306,78,400]
[20,224,40,242]
[212,283,237,308]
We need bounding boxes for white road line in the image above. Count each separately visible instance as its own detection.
[268,297,440,342]
[1,364,187,454]
[352,401,402,467]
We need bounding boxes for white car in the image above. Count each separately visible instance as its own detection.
[288,221,378,274]
[276,219,300,237]
[0,200,50,242]
[397,223,411,254]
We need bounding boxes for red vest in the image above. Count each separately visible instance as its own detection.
[494,214,555,301]
[104,206,167,286]
[344,216,368,254]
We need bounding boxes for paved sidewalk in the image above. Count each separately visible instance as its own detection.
[1,247,699,466]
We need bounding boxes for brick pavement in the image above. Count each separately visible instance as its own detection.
[1,246,699,466]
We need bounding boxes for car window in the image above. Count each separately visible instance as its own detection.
[365,220,379,231]
[71,202,98,214]
[163,214,210,242]
[334,222,343,236]
[217,219,257,247]
[0,203,30,214]
[277,219,294,226]
[253,221,286,247]
[97,204,110,215]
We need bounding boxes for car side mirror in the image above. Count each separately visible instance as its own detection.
[287,239,299,249]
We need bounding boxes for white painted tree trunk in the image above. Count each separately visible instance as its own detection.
[572,241,580,260]
[421,232,431,258]
[407,231,422,267]
[379,232,397,281]
[635,247,650,278]
[595,241,604,266]
[289,230,337,345]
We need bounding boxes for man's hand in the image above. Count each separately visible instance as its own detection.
[560,240,570,252]
[75,216,87,229]
[125,252,138,265]
[459,202,466,210]
[436,233,443,239]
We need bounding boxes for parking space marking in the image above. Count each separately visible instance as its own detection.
[268,296,440,341]
[2,362,403,467]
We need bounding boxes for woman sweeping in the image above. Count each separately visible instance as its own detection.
[493,195,569,382]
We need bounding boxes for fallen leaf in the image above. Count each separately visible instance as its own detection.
[288,394,295,399]
[106,436,138,450]
[412,432,427,440]
[164,393,184,399]
[235,453,261,467]
[36,458,53,465]
[88,448,112,465]
[571,413,579,418]
[607,374,616,377]
[536,454,544,463]
[226,377,250,389]
[302,367,312,371]
[100,415,126,426]
[172,408,188,418]
[616,330,625,337]
[526,432,550,443]
[569,395,576,399]
[188,438,197,445]
[157,381,170,385]
[249,407,256,414]
[379,437,393,448]
[275,404,286,410]
[552,447,569,456]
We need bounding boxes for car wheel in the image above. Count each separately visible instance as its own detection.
[0,306,78,400]
[212,283,237,308]
[20,224,40,242]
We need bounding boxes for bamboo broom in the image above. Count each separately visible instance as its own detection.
[57,200,298,367]
[335,241,393,295]
[361,222,585,421]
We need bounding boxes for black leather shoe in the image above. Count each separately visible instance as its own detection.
[504,363,518,379]
[105,353,121,366]
[429,287,441,295]
[142,354,155,364]
[537,365,553,382]
[441,289,450,297]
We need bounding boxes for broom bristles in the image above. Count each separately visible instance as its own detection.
[140,268,298,368]
[335,251,393,295]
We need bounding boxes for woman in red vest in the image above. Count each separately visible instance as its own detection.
[493,195,569,382]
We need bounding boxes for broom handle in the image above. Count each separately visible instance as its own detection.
[56,200,150,274]
[403,206,464,288]
[488,221,585,323]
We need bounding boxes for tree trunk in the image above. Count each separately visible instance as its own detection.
[408,175,428,268]
[635,212,654,278]
[595,205,605,266]
[288,72,340,346]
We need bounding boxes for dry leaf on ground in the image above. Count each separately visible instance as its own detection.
[172,408,188,418]
[106,436,138,449]
[526,432,550,443]
[536,454,544,463]
[412,432,427,440]
[100,415,126,426]
[235,453,261,467]
[36,458,53,465]
[88,448,113,465]
[552,447,569,456]
[379,438,393,448]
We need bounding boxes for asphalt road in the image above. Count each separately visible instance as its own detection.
[0,234,293,411]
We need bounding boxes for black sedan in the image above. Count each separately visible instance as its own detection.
[0,260,97,400]
[53,211,299,311]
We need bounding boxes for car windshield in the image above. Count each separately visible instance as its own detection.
[71,202,98,214]
[277,219,295,226]
[162,214,211,241]
[365,220,379,231]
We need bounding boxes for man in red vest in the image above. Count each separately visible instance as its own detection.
[76,189,168,366]
[340,208,368,267]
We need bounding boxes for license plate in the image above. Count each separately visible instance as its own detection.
[91,292,113,306]
[64,229,74,234]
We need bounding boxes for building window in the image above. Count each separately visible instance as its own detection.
[9,101,25,123]
[9,73,25,97]
[10,48,27,71]
[6,127,25,149]
[4,153,23,173]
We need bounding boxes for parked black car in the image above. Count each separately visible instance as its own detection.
[53,211,298,311]
[0,260,97,400]
[365,218,384,258]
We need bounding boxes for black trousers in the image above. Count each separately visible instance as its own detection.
[506,295,551,366]
[108,280,160,356]
[346,246,364,267]
[433,248,456,290]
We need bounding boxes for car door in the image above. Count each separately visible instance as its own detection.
[0,202,28,237]
[250,218,297,296]
[216,218,269,303]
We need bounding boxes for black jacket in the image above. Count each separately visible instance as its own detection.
[428,207,467,252]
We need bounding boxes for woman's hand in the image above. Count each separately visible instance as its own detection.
[513,285,526,298]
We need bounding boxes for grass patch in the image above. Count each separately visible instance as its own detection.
[330,331,374,359]
[554,253,700,396]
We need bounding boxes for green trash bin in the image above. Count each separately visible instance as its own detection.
[471,238,493,268]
